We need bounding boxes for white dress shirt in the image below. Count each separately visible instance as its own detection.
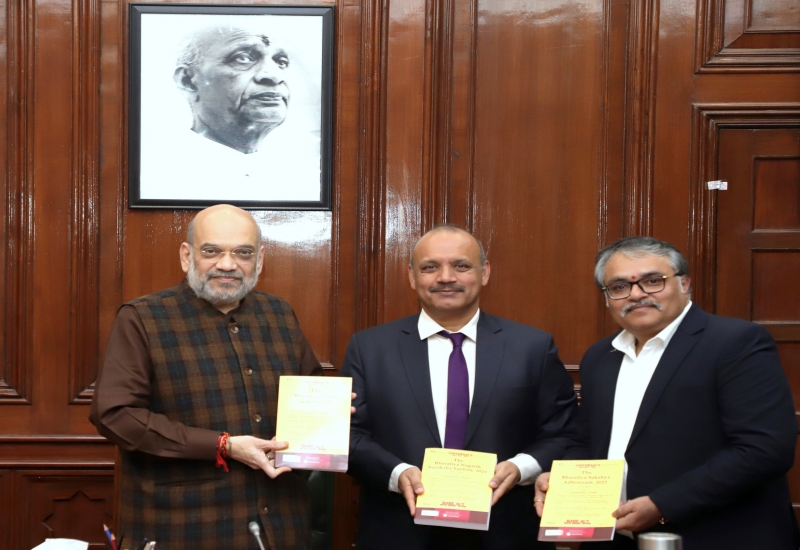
[607,300,693,500]
[388,308,541,492]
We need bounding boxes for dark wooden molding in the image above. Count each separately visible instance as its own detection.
[448,0,478,231]
[623,0,659,237]
[598,0,635,337]
[1,0,35,404]
[422,0,448,229]
[419,0,478,231]
[688,103,800,312]
[0,435,115,467]
[69,0,102,404]
[354,0,389,333]
[695,0,800,73]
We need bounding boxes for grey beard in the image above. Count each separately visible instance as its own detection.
[187,261,258,308]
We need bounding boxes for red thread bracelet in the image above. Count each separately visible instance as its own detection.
[215,432,230,472]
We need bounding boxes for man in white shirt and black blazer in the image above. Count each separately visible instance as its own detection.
[535,236,798,549]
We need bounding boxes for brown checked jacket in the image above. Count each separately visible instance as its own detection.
[91,281,322,550]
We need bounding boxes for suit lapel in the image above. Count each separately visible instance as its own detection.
[398,317,442,446]
[464,313,504,447]
[627,304,705,449]
[593,346,625,457]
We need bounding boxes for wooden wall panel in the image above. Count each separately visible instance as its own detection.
[377,0,429,325]
[0,470,10,550]
[689,107,800,311]
[0,437,115,550]
[1,0,35,407]
[469,1,609,364]
[69,0,102,404]
[18,470,114,550]
[753,158,800,229]
[753,252,800,321]
[0,0,798,547]
[696,0,800,72]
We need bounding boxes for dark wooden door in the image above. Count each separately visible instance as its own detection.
[713,122,800,520]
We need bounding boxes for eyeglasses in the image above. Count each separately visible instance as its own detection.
[191,245,257,262]
[601,273,682,300]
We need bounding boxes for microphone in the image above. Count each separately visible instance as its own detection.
[249,521,267,550]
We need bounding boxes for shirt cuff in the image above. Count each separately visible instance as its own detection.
[389,463,415,493]
[508,453,542,485]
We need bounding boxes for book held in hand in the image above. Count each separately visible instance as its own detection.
[413,448,497,531]
[274,375,352,472]
[538,459,625,542]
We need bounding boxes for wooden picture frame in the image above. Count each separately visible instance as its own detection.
[129,4,334,210]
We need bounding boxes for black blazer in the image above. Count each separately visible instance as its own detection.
[340,312,577,550]
[570,304,799,549]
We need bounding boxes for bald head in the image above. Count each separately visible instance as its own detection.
[187,204,262,246]
[409,225,487,268]
[176,23,272,71]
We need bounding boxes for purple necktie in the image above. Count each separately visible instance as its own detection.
[439,331,469,449]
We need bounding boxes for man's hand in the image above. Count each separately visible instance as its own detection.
[533,472,550,517]
[613,496,663,532]
[489,461,521,505]
[351,392,357,415]
[228,435,292,479]
[398,467,424,516]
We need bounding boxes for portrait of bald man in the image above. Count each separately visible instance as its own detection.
[133,9,329,204]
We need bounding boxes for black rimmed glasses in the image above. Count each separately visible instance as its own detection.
[191,245,257,263]
[601,273,682,300]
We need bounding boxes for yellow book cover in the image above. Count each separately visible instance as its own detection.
[413,448,497,530]
[274,376,352,472]
[538,459,625,542]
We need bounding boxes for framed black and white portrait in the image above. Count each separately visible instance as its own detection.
[129,5,333,210]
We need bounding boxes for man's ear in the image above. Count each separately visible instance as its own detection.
[174,66,199,94]
[256,244,265,275]
[180,242,192,274]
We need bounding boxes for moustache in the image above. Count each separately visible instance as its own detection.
[207,270,244,282]
[621,299,662,316]
[428,284,466,293]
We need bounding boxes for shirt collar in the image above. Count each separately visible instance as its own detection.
[417,308,480,342]
[612,300,693,353]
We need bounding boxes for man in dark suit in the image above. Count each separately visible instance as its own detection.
[340,225,577,549]
[535,236,798,549]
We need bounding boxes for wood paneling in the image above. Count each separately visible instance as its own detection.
[17,470,114,550]
[1,0,34,405]
[1,0,798,547]
[0,471,10,550]
[689,106,800,311]
[70,0,103,404]
[753,252,800,321]
[469,1,613,363]
[754,158,800,229]
[696,0,800,72]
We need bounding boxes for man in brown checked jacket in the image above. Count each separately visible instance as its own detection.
[91,204,322,550]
